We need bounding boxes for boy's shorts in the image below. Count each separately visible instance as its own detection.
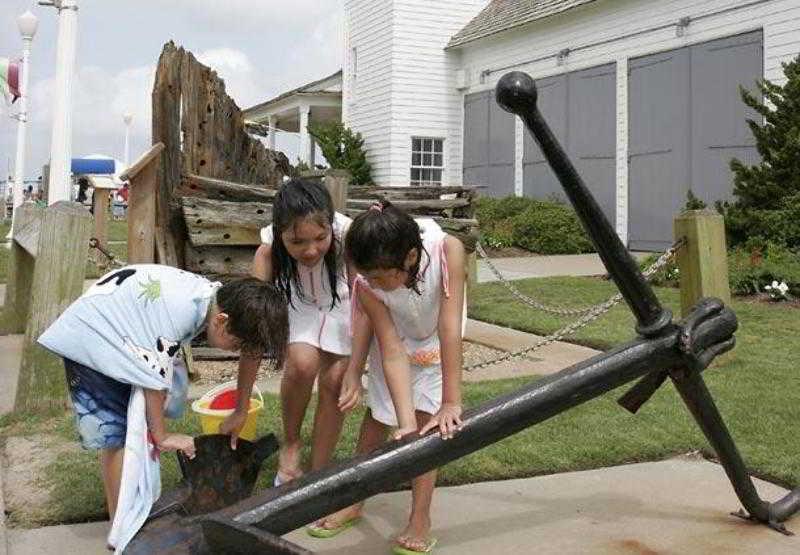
[64,358,131,450]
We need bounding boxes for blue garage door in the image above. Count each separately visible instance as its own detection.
[463,90,515,197]
[628,30,763,251]
[523,63,617,225]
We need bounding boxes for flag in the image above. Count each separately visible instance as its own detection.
[0,57,21,103]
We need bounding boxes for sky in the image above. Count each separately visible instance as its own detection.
[0,0,343,181]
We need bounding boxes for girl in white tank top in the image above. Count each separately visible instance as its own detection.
[308,200,466,555]
[237,179,352,487]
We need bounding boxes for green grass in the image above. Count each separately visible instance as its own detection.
[1,276,798,527]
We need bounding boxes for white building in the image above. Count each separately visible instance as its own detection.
[245,0,800,249]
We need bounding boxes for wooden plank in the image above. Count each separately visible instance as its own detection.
[15,201,92,412]
[347,198,470,212]
[128,160,157,263]
[182,197,271,246]
[324,170,350,212]
[349,186,476,199]
[674,210,731,317]
[1,204,43,333]
[120,142,165,182]
[13,211,41,258]
[177,173,277,202]
[92,189,111,252]
[185,244,254,277]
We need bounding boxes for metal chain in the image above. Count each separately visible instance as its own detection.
[88,237,127,269]
[465,239,684,372]
[476,241,600,316]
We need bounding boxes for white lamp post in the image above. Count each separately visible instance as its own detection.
[7,10,39,239]
[42,0,79,204]
[123,113,133,166]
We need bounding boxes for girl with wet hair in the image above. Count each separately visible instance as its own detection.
[231,179,353,485]
[309,199,467,555]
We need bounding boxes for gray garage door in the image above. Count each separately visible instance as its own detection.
[628,30,762,251]
[523,63,617,224]
[463,90,515,197]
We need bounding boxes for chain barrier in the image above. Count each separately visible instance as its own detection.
[465,238,685,372]
[88,237,127,270]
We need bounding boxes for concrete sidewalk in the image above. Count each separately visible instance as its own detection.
[477,252,651,283]
[6,458,797,554]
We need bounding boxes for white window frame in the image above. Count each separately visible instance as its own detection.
[410,137,444,186]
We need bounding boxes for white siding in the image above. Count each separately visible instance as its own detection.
[343,0,396,185]
[456,0,800,238]
[344,0,487,186]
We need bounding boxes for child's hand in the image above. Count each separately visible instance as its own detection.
[392,426,419,441]
[337,370,362,412]
[219,410,249,450]
[420,403,463,440]
[158,433,196,459]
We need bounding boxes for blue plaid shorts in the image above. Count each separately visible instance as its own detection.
[64,358,132,450]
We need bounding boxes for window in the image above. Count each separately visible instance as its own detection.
[410,137,444,186]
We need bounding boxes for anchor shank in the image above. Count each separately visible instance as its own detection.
[495,72,671,337]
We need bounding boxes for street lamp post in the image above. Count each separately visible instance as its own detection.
[8,10,39,239]
[123,113,133,166]
[41,0,79,204]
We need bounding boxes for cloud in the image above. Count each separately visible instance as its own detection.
[172,0,341,33]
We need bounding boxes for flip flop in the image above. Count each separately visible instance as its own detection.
[306,516,362,538]
[392,537,438,554]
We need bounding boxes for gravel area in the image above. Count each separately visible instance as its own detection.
[191,341,511,386]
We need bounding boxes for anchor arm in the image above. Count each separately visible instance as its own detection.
[618,297,737,413]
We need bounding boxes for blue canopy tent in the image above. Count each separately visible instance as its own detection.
[71,158,115,175]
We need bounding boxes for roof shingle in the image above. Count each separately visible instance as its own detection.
[447,0,598,48]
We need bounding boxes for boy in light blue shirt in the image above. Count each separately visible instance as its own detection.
[38,264,288,533]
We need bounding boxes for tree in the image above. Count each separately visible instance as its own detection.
[723,54,800,248]
[308,122,373,185]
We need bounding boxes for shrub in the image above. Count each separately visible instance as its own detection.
[725,54,800,248]
[307,122,373,185]
[510,203,594,255]
[727,241,800,296]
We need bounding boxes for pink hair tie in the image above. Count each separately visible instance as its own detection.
[369,203,383,212]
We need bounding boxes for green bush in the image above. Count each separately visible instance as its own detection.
[510,203,594,255]
[727,241,800,296]
[724,54,800,248]
[307,122,373,185]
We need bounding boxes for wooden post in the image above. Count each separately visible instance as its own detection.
[1,203,44,334]
[15,201,92,412]
[674,210,731,318]
[92,189,111,247]
[465,251,478,296]
[323,169,350,213]
[121,143,164,264]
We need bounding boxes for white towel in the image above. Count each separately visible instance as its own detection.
[107,387,161,554]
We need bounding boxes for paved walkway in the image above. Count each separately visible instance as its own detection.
[477,252,651,283]
[5,458,797,555]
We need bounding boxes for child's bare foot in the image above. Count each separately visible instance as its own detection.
[394,515,434,553]
[309,503,363,534]
[275,441,303,485]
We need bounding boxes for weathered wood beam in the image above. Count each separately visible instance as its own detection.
[120,143,165,182]
[182,197,271,246]
[185,244,254,277]
[178,173,277,203]
[347,198,470,213]
[349,185,476,199]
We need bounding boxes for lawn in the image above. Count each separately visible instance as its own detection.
[0,218,127,283]
[1,276,797,527]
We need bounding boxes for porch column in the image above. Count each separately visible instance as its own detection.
[268,115,277,150]
[298,104,311,166]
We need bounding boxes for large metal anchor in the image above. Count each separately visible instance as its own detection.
[124,72,796,554]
